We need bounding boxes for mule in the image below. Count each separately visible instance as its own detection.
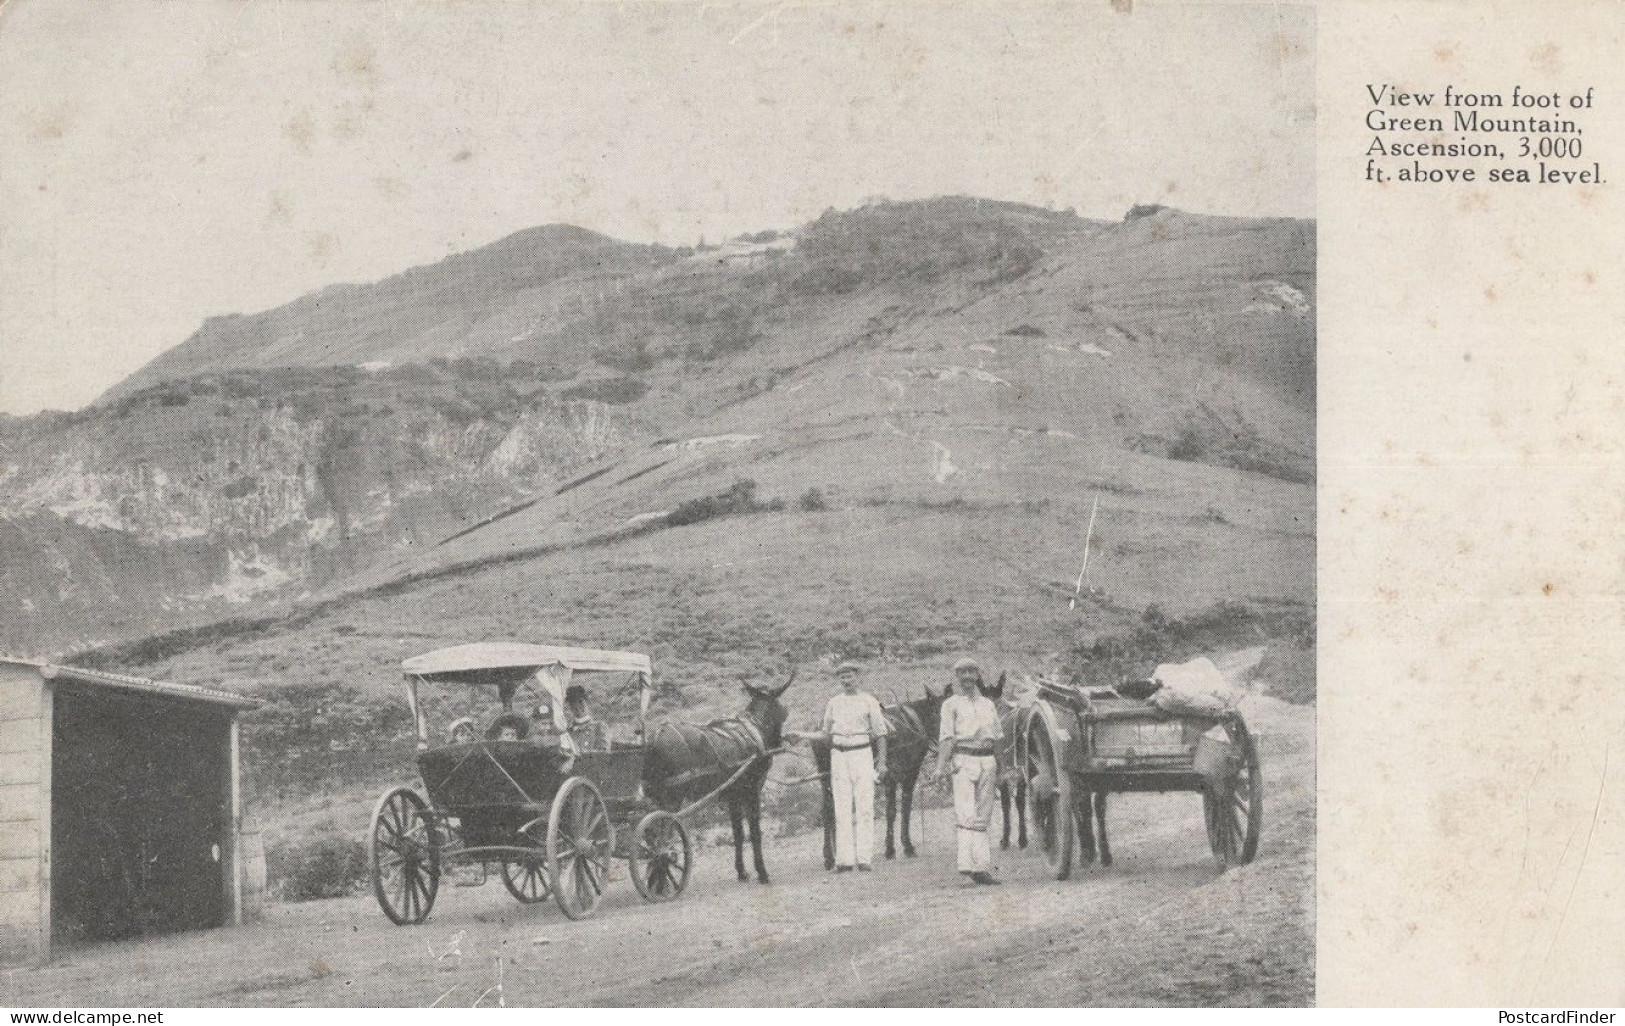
[976,673,1029,851]
[1076,790,1112,867]
[646,673,794,884]
[811,685,950,868]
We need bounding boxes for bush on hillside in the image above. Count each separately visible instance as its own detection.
[1149,422,1315,486]
[1167,426,1208,463]
[1068,600,1314,696]
[266,830,368,902]
[665,480,783,528]
[796,487,829,512]
[561,376,649,405]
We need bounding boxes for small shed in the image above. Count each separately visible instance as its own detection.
[0,658,259,963]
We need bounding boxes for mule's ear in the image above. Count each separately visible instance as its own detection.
[742,682,764,698]
[770,668,797,698]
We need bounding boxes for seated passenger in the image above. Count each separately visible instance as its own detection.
[528,703,564,747]
[485,712,531,742]
[447,717,478,745]
[564,685,609,752]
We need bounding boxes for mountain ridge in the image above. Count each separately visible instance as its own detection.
[4,195,1314,667]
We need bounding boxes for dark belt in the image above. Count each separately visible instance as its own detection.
[954,745,995,756]
[832,741,872,752]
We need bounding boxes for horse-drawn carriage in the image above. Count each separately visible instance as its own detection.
[1017,673,1262,877]
[367,644,698,924]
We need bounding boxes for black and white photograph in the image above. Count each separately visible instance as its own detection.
[0,0,1315,1006]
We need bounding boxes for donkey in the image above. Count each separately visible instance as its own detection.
[976,672,1029,851]
[646,672,794,885]
[811,685,950,867]
[1076,789,1112,868]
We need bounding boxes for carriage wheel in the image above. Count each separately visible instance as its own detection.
[368,787,440,925]
[1204,719,1263,869]
[546,777,614,921]
[500,858,552,904]
[1025,716,1074,880]
[629,811,692,903]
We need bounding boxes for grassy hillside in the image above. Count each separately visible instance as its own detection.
[3,198,1311,659]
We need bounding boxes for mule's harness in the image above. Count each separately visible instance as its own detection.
[652,716,786,817]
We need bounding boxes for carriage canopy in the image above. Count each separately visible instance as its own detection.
[400,643,654,745]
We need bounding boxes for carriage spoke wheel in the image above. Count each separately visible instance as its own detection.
[630,811,692,903]
[500,858,552,904]
[546,778,614,920]
[1204,719,1263,869]
[1025,717,1073,880]
[368,787,440,925]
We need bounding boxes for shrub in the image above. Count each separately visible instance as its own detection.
[1167,426,1208,463]
[665,480,781,528]
[796,487,829,512]
[266,830,368,902]
[562,376,649,405]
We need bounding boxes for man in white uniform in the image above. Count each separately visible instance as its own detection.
[818,662,890,872]
[933,657,1002,885]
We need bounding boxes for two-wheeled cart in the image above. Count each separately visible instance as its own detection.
[1018,678,1262,878]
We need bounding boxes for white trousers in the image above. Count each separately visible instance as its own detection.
[830,745,875,867]
[953,754,998,873]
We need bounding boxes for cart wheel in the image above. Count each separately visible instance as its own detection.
[500,858,552,904]
[368,787,440,925]
[546,777,614,920]
[1025,715,1074,880]
[1204,719,1263,869]
[630,811,692,903]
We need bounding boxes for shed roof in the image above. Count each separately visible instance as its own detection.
[0,658,260,710]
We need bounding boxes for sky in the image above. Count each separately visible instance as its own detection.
[0,0,1314,416]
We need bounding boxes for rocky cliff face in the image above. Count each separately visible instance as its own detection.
[0,362,638,653]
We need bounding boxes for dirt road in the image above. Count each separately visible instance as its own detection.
[3,701,1312,1007]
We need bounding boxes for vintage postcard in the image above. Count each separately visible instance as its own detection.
[0,0,1615,1009]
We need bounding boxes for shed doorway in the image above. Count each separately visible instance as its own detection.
[50,683,231,945]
